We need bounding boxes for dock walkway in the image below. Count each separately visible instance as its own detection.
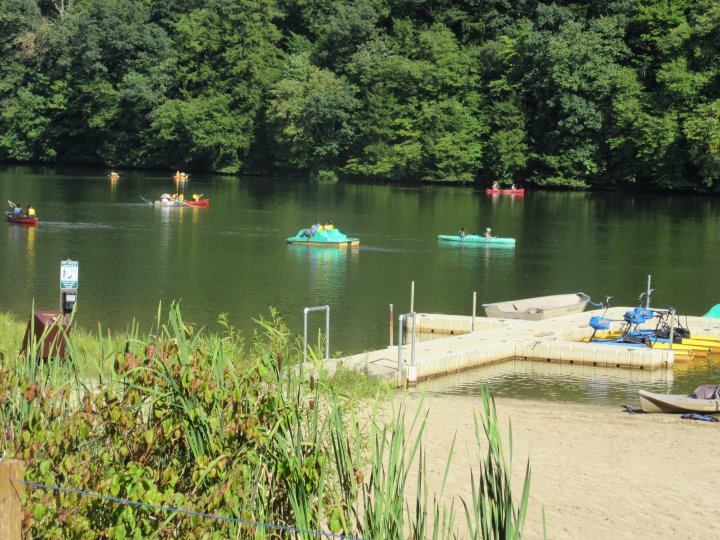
[324,307,720,387]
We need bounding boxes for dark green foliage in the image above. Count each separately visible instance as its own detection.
[1,0,720,189]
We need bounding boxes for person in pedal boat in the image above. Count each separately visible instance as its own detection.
[484,227,494,238]
[458,227,466,238]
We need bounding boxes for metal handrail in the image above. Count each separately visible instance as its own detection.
[397,312,417,371]
[303,305,330,362]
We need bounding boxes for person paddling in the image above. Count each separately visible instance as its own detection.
[484,227,494,238]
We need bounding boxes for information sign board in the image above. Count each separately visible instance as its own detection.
[60,260,79,289]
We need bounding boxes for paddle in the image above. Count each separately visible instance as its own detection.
[8,200,17,209]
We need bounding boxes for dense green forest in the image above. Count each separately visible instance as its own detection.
[1,0,719,189]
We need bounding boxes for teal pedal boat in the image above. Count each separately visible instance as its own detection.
[437,234,515,247]
[287,228,360,247]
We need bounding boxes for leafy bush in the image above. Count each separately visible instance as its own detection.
[1,304,531,538]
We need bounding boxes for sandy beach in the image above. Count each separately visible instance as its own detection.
[401,393,720,539]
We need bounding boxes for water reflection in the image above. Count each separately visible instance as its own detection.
[288,245,357,303]
[25,226,36,288]
[416,359,675,406]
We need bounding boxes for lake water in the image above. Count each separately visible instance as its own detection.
[2,164,720,403]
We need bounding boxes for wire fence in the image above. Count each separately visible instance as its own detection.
[12,477,366,540]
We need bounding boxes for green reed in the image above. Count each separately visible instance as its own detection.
[0,304,532,539]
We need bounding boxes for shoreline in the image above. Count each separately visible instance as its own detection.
[402,393,720,539]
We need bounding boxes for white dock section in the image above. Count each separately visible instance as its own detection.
[328,308,720,387]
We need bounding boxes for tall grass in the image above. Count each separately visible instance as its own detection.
[0,304,532,538]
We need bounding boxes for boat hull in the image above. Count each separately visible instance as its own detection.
[287,228,359,247]
[153,199,209,207]
[185,199,209,207]
[5,212,38,226]
[438,235,515,246]
[638,390,720,414]
[483,292,590,320]
[485,189,525,195]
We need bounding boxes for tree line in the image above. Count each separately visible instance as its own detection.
[1,0,719,190]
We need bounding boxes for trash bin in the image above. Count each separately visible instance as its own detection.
[21,310,72,360]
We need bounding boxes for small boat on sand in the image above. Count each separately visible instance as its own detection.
[287,228,359,247]
[438,234,515,247]
[483,292,590,320]
[638,388,720,414]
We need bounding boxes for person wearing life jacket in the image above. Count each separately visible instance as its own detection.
[325,220,334,230]
[178,194,184,202]
[192,193,202,201]
[27,205,36,217]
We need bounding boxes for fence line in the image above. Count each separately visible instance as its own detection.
[12,478,366,540]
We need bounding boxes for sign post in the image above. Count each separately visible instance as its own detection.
[59,260,79,315]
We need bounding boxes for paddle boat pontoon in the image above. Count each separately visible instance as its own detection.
[437,234,515,247]
[483,292,590,320]
[287,228,359,247]
[584,305,719,358]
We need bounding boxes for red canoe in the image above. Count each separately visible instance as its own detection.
[6,212,38,226]
[185,199,210,207]
[485,188,524,195]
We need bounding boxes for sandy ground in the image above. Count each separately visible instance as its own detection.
[400,393,720,539]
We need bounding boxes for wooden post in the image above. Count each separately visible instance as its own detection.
[389,304,394,346]
[0,459,24,540]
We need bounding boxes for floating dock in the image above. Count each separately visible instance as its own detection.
[327,307,720,387]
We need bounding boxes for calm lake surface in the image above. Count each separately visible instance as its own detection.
[2,164,720,405]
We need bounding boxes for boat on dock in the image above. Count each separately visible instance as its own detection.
[437,234,515,247]
[287,228,359,247]
[639,389,720,414]
[483,292,590,320]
